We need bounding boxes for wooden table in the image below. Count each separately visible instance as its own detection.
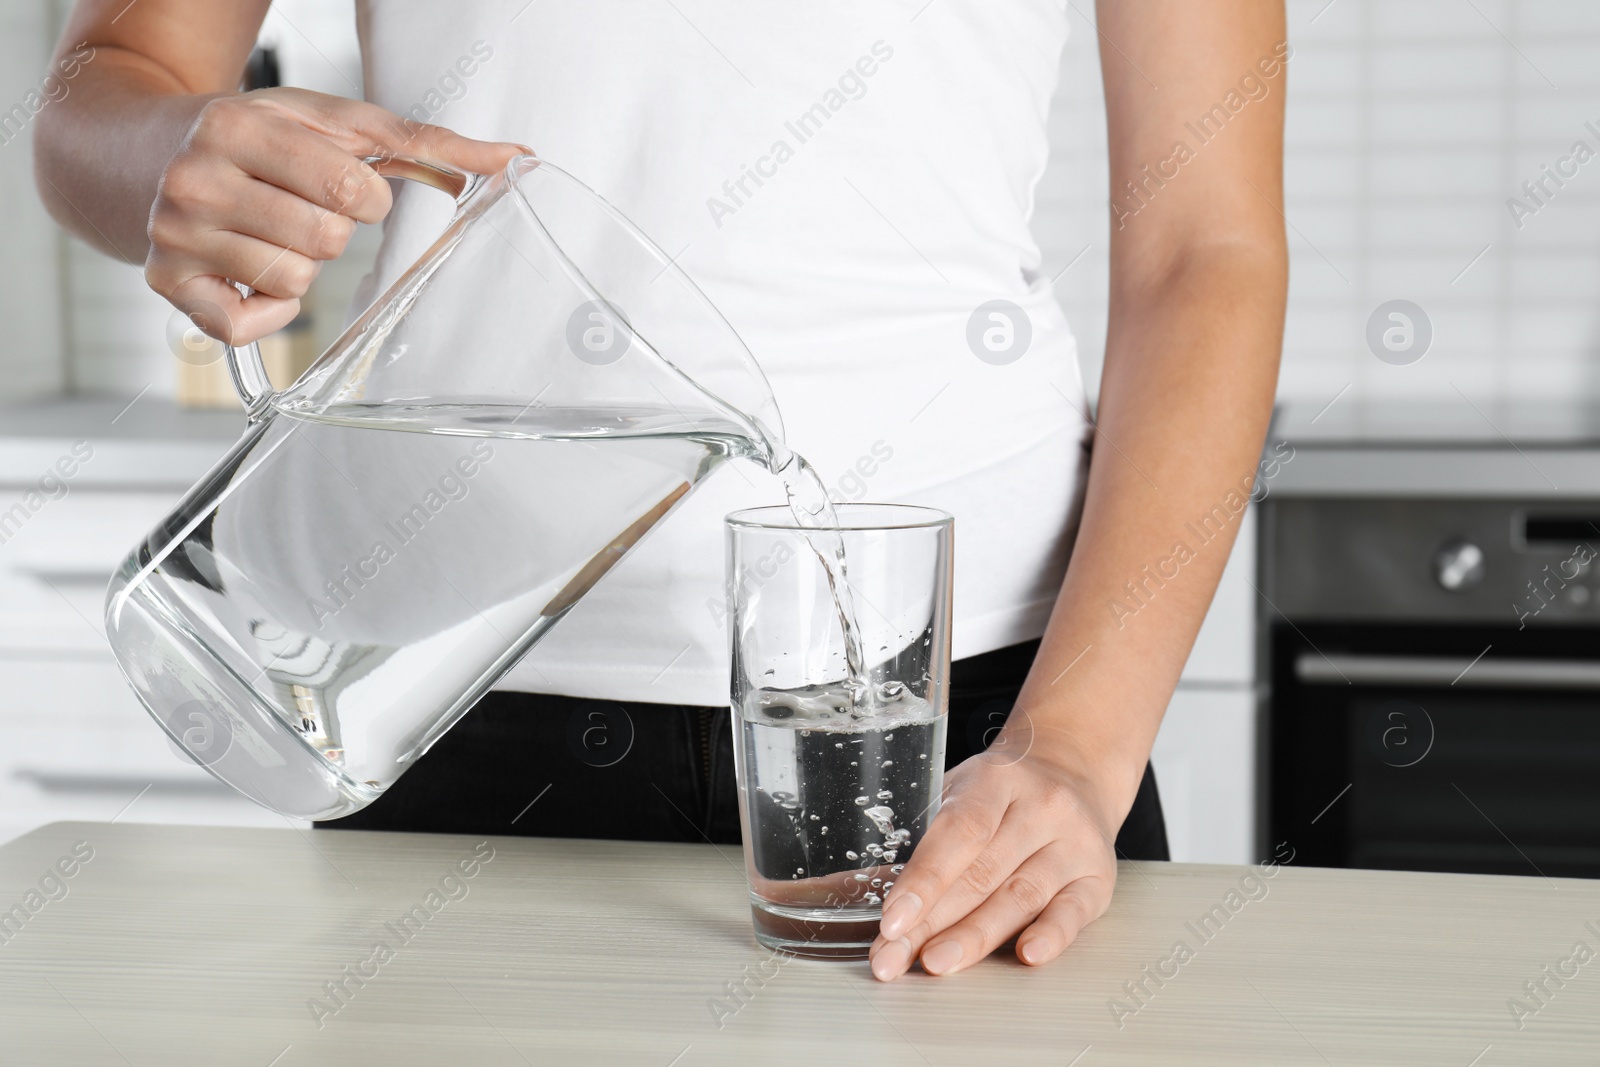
[1,822,1596,1065]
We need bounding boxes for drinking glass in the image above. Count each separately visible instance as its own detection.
[726,504,953,958]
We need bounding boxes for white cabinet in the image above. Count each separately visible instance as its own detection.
[1156,512,1258,864]
[0,484,292,846]
[1151,686,1256,865]
[1178,514,1256,686]
[0,491,174,652]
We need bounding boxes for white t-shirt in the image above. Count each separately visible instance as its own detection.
[353,0,1089,706]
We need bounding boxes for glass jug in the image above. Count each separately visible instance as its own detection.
[105,154,787,820]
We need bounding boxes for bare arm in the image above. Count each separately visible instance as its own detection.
[34,0,272,262]
[872,0,1287,979]
[1030,0,1288,826]
[35,0,525,344]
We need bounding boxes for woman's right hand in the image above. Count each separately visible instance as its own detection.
[145,86,527,346]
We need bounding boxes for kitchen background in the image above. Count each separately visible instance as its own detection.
[7,0,1600,405]
[2,0,1597,862]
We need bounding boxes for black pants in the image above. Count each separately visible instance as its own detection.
[321,639,1170,861]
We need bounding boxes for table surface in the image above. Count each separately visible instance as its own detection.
[1,822,1597,1066]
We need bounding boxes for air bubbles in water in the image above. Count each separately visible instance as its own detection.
[863,805,897,836]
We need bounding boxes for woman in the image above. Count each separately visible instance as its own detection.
[36,0,1286,981]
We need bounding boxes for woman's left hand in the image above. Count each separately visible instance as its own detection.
[868,739,1123,980]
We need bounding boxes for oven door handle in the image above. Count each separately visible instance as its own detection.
[1295,653,1600,689]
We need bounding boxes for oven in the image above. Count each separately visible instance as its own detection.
[1264,499,1600,878]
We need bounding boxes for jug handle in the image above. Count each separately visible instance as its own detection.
[222,154,481,421]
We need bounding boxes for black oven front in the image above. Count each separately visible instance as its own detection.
[1264,499,1600,878]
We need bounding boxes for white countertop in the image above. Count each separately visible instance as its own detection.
[1268,399,1600,498]
[0,394,242,489]
[1,820,1595,1064]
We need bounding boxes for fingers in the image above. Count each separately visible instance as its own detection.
[914,847,1072,977]
[920,859,1111,976]
[145,87,531,346]
[167,274,299,348]
[278,88,530,180]
[374,117,530,177]
[228,113,393,224]
[875,778,1011,947]
[869,828,1052,982]
[150,225,320,302]
[1016,877,1110,966]
[867,752,1127,982]
[219,172,360,261]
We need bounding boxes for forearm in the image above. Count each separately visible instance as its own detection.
[34,0,270,261]
[34,50,216,261]
[1012,242,1286,822]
